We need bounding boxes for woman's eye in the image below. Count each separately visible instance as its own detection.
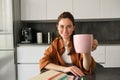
[59,25,64,29]
[67,25,72,28]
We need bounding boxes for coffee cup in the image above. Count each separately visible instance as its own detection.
[73,34,93,53]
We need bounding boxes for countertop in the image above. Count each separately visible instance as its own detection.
[74,68,120,80]
[17,43,120,46]
[29,64,120,80]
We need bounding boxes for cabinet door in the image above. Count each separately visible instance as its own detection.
[73,0,100,19]
[101,0,120,18]
[17,45,49,63]
[0,34,14,49]
[46,0,72,20]
[106,45,120,67]
[0,0,13,33]
[0,51,15,80]
[21,0,46,20]
[17,64,40,80]
[91,46,106,66]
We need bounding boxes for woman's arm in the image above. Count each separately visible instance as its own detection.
[82,53,92,71]
[45,63,84,76]
[82,39,98,71]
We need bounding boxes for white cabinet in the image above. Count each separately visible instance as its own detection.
[101,0,120,18]
[17,64,40,80]
[21,0,72,20]
[17,45,48,63]
[0,34,14,49]
[20,0,120,20]
[106,45,120,67]
[92,45,120,67]
[0,51,16,80]
[73,0,101,19]
[91,45,106,66]
[0,0,15,80]
[17,45,49,80]
[46,0,73,20]
[21,0,46,20]
[0,0,13,33]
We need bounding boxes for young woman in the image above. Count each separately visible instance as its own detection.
[40,12,98,76]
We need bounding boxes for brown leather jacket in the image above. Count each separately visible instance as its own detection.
[40,37,96,74]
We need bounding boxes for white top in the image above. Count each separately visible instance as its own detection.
[62,46,72,64]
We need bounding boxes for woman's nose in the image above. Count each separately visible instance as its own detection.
[63,28,67,33]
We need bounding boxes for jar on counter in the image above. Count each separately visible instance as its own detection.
[37,32,42,44]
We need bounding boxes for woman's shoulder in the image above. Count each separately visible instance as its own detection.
[51,37,63,47]
[52,37,61,43]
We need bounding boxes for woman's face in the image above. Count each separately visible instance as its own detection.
[57,18,75,40]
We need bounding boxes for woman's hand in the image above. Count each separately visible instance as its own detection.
[63,66,85,77]
[91,39,98,51]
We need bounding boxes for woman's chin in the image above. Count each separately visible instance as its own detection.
[62,36,69,39]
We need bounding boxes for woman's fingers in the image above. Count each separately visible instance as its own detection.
[92,39,98,51]
[70,69,78,76]
[63,66,85,77]
[70,66,85,76]
[73,66,85,76]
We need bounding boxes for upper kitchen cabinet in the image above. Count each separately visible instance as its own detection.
[0,0,13,33]
[73,0,101,19]
[20,0,120,20]
[46,0,73,20]
[101,0,120,18]
[21,0,46,20]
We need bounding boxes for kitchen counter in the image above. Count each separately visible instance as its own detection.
[17,43,120,47]
[77,68,120,80]
[67,67,120,80]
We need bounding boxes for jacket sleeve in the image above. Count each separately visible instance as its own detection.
[39,41,58,71]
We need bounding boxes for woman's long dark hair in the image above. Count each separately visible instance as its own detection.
[56,12,76,54]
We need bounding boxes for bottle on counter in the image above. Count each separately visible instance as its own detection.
[28,28,32,42]
[48,32,52,44]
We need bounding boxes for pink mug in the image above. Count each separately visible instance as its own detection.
[73,34,93,53]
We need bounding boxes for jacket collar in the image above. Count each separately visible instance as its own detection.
[57,37,64,50]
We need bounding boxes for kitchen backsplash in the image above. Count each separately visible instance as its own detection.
[19,21,120,44]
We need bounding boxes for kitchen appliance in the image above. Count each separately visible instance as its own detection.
[21,27,32,43]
